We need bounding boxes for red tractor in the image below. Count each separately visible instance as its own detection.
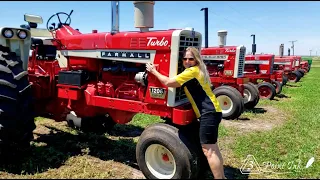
[243,54,281,100]
[274,44,303,83]
[0,26,36,157]
[294,56,306,77]
[200,7,260,117]
[300,60,310,73]
[17,1,215,179]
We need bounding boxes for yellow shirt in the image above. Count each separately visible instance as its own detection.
[174,66,222,118]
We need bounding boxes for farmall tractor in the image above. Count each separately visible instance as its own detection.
[0,26,36,156]
[300,60,310,73]
[294,56,306,77]
[19,1,214,179]
[200,7,260,118]
[243,54,281,100]
[274,44,303,83]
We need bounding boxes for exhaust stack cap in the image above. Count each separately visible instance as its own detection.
[134,1,155,32]
[218,30,228,47]
[279,43,284,57]
[184,27,194,31]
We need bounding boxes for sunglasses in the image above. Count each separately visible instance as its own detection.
[183,57,195,61]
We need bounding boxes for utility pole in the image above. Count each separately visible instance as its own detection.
[309,49,312,56]
[289,40,297,55]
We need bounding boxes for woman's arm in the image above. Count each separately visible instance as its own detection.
[151,69,181,87]
[146,63,196,88]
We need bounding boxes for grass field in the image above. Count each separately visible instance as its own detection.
[0,66,319,179]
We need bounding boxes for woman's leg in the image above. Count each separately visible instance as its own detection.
[199,112,226,179]
[202,143,226,179]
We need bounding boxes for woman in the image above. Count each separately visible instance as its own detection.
[146,46,226,179]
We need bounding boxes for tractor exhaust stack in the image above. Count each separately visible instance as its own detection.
[111,1,120,34]
[251,34,256,55]
[279,44,284,57]
[133,1,155,32]
[201,7,209,48]
[288,48,291,56]
[218,30,227,47]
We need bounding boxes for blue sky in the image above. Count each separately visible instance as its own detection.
[1,1,319,55]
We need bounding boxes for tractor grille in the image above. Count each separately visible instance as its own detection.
[270,56,275,74]
[237,46,246,77]
[174,35,200,102]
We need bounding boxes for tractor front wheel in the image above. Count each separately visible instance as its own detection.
[257,82,276,100]
[136,123,201,179]
[243,83,260,109]
[213,85,244,120]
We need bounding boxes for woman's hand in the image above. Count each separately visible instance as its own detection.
[146,63,157,74]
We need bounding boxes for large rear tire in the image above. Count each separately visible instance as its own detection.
[257,82,276,100]
[288,71,301,83]
[243,83,260,109]
[298,69,305,77]
[271,80,282,94]
[0,45,36,156]
[213,85,244,120]
[136,123,201,179]
[282,75,288,85]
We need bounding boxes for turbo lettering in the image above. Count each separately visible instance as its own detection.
[225,48,236,53]
[147,37,169,47]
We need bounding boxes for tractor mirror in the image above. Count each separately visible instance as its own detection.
[24,14,43,24]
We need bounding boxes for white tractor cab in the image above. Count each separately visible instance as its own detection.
[21,14,67,68]
[0,26,31,71]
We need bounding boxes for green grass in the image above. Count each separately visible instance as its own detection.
[231,67,320,178]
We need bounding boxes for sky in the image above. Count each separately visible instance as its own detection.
[1,1,319,56]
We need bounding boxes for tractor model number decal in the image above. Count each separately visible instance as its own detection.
[147,37,169,47]
[149,87,167,99]
[101,51,151,59]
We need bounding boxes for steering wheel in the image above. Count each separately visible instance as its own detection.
[46,10,73,31]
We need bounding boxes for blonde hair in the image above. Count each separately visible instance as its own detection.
[184,47,212,86]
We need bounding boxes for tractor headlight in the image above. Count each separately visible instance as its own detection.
[17,30,27,39]
[2,29,13,38]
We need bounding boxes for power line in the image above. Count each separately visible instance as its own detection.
[190,1,253,34]
[223,2,278,38]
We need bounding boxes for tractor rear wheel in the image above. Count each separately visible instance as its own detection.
[213,85,244,120]
[271,80,282,94]
[298,69,305,77]
[136,123,201,179]
[257,82,276,100]
[0,45,36,157]
[288,71,301,83]
[282,75,288,85]
[243,83,260,109]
